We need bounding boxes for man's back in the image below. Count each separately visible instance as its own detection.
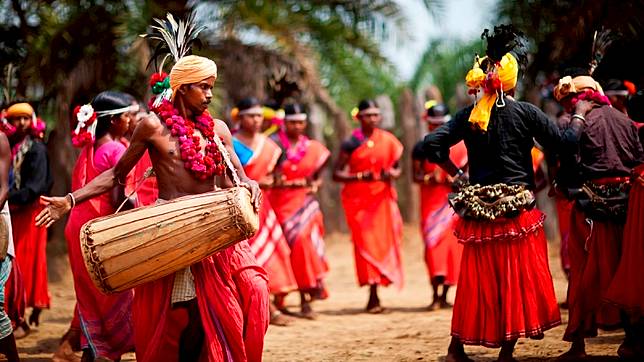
[424,98,562,189]
[576,105,644,180]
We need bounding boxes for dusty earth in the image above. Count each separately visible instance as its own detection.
[6,225,623,361]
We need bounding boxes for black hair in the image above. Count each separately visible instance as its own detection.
[561,67,590,78]
[427,103,449,117]
[284,103,305,116]
[91,91,134,140]
[357,99,378,111]
[481,24,527,71]
[236,97,261,111]
[603,79,627,92]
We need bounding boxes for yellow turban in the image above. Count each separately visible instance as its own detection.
[465,53,518,131]
[6,103,34,118]
[553,75,604,101]
[169,55,218,101]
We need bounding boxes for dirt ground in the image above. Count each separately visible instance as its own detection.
[8,225,623,361]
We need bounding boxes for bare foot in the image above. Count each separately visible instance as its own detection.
[445,351,474,362]
[366,305,386,314]
[440,299,453,309]
[427,299,441,311]
[270,311,294,327]
[13,322,31,340]
[29,307,42,326]
[300,302,318,320]
[52,339,82,362]
[617,340,638,360]
[557,348,587,361]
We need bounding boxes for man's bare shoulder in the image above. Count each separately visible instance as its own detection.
[213,119,233,140]
[133,113,165,139]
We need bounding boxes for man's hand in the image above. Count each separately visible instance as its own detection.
[574,99,594,118]
[35,195,72,228]
[241,179,262,212]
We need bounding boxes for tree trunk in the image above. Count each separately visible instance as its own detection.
[397,88,420,223]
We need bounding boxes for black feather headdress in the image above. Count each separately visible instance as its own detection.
[141,12,206,72]
[589,28,618,75]
[480,24,527,71]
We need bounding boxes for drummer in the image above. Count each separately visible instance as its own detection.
[36,55,269,361]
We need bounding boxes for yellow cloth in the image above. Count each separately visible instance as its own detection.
[169,55,218,101]
[553,75,604,101]
[5,103,34,118]
[465,53,518,131]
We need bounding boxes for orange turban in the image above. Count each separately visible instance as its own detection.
[6,103,34,118]
[553,75,604,101]
[465,53,518,131]
[169,55,218,101]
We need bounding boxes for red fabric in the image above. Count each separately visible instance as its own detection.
[451,209,561,347]
[556,197,573,273]
[66,144,134,359]
[341,129,404,288]
[3,259,26,328]
[269,140,330,292]
[564,207,623,341]
[10,201,49,309]
[133,241,269,362]
[605,165,644,319]
[419,141,466,285]
[241,136,297,294]
[125,151,158,208]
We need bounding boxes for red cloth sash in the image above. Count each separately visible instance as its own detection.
[125,151,158,208]
[241,136,297,294]
[564,206,623,341]
[341,128,404,288]
[419,141,466,285]
[10,201,49,309]
[269,140,330,292]
[65,145,135,359]
[605,164,644,319]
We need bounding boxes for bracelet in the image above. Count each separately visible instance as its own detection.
[456,169,465,177]
[571,114,585,123]
[357,172,363,181]
[66,193,76,208]
[423,174,431,184]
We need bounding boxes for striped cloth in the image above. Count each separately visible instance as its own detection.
[0,257,13,339]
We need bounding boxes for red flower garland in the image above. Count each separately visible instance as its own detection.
[277,131,309,163]
[71,105,97,148]
[151,99,225,180]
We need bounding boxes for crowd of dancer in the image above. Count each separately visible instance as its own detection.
[0,20,643,362]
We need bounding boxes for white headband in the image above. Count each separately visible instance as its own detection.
[284,113,307,121]
[238,106,263,116]
[358,107,380,116]
[604,90,629,97]
[96,104,140,117]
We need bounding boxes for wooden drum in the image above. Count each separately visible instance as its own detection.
[81,187,258,293]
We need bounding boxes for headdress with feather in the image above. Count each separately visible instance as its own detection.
[481,24,528,72]
[589,28,618,76]
[141,13,206,106]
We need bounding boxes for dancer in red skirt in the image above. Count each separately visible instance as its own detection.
[553,70,644,360]
[419,25,583,362]
[412,102,466,310]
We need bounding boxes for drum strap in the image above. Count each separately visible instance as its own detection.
[114,131,243,214]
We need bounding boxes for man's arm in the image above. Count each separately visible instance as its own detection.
[35,115,155,227]
[421,110,468,177]
[0,133,11,209]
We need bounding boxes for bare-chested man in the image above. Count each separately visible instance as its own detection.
[36,55,270,362]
